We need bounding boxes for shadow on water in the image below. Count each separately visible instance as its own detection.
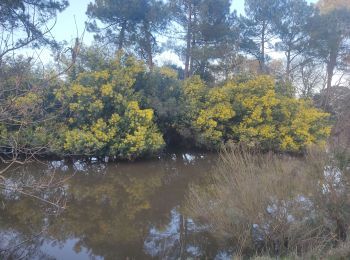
[0,152,229,259]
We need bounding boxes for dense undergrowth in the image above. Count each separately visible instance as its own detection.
[0,52,331,160]
[186,144,350,259]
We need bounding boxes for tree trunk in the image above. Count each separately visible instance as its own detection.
[323,52,337,109]
[189,9,197,75]
[118,20,127,51]
[70,37,80,80]
[143,20,154,70]
[260,29,265,73]
[286,49,291,81]
[260,21,266,73]
[185,1,192,79]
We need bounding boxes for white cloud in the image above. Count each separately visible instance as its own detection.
[155,51,184,68]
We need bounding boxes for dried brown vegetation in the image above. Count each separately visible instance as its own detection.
[186,144,350,258]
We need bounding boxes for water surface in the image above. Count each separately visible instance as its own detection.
[0,153,229,259]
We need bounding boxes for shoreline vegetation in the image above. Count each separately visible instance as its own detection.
[0,53,331,162]
[186,144,350,259]
[2,0,349,164]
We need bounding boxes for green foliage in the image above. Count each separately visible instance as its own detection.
[229,76,330,152]
[86,0,168,68]
[137,67,182,130]
[179,76,235,147]
[169,0,237,81]
[0,52,331,159]
[55,53,165,159]
[0,0,68,58]
[241,0,283,71]
[0,57,59,155]
[308,8,350,69]
[178,75,331,152]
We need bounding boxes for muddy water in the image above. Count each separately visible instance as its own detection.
[0,153,231,259]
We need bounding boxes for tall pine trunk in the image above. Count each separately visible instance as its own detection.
[185,1,192,79]
[143,20,154,70]
[260,20,266,73]
[286,49,291,81]
[323,50,337,109]
[189,9,197,76]
[118,20,127,51]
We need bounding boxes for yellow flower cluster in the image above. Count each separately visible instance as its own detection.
[230,76,331,152]
[14,92,40,108]
[183,75,331,152]
[59,54,164,158]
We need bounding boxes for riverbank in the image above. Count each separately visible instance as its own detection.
[187,144,350,259]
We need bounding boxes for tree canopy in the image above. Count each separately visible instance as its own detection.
[0,0,69,59]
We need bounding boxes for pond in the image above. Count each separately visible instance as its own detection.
[0,153,232,259]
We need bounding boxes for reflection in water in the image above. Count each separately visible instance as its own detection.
[0,153,225,259]
[144,208,205,259]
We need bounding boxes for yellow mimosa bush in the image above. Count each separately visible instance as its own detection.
[230,76,331,152]
[1,55,330,158]
[55,53,164,159]
[181,75,331,152]
[179,76,236,147]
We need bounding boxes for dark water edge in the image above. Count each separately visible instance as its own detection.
[0,146,218,164]
[0,152,234,260]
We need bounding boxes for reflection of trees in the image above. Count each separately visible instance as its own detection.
[0,194,56,259]
[0,230,55,260]
[0,153,220,259]
[50,162,166,259]
[144,208,222,260]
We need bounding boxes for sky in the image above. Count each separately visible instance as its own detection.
[51,0,318,43]
[33,0,318,65]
